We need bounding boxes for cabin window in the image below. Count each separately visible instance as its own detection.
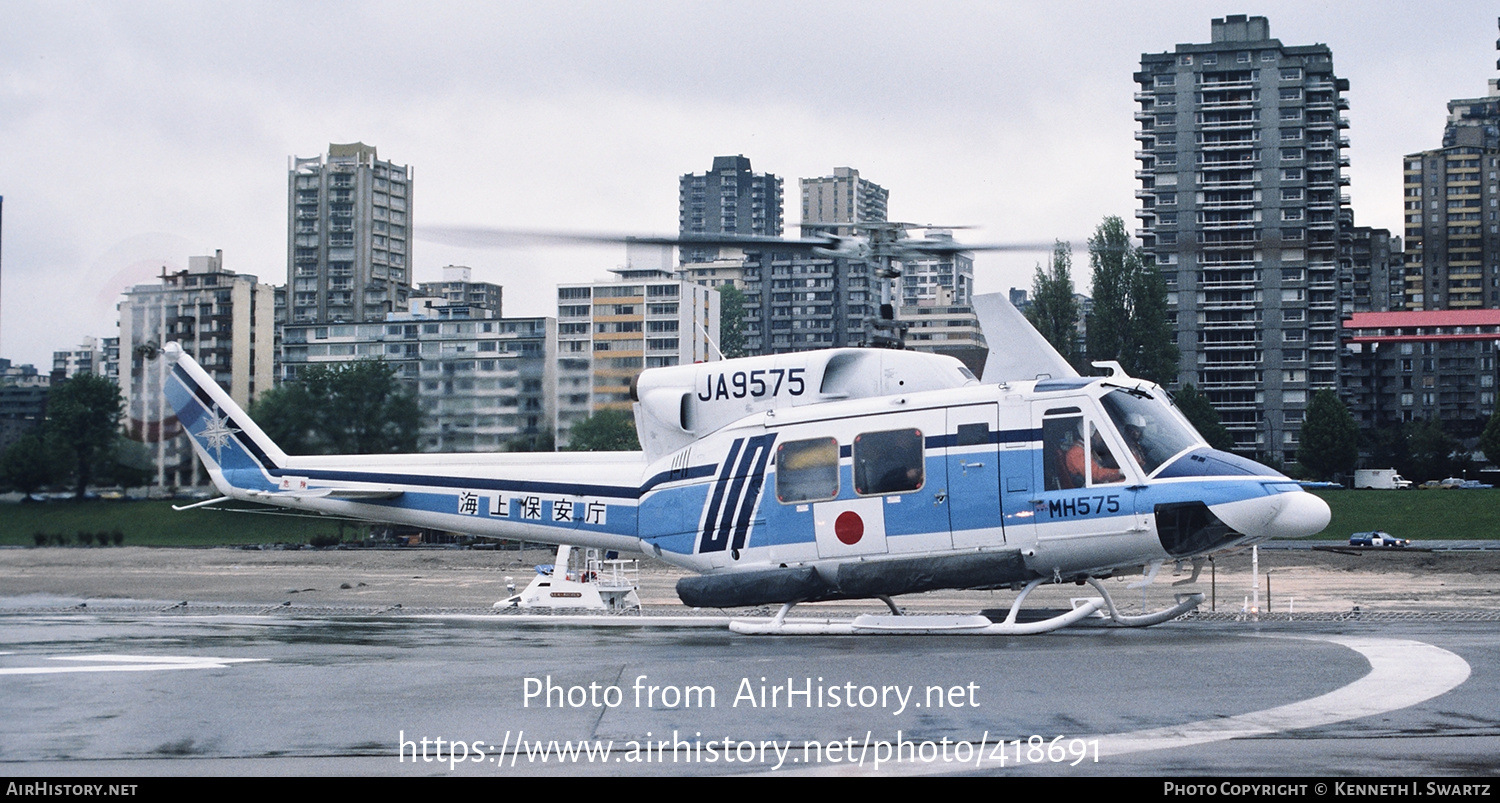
[854,428,924,495]
[776,437,839,503]
[1043,416,1126,490]
[956,422,990,446]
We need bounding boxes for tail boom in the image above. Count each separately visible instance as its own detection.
[160,343,648,553]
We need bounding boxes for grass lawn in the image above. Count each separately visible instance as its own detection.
[1313,488,1500,541]
[0,499,354,547]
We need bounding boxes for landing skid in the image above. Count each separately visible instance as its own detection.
[728,578,1205,636]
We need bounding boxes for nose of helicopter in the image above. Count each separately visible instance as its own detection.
[1263,489,1331,539]
[1210,487,1331,541]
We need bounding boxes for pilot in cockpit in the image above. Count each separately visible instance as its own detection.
[1121,413,1148,466]
[1062,421,1124,486]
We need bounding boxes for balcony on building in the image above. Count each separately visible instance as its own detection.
[1197,93,1258,110]
[1198,273,1259,290]
[1199,117,1257,132]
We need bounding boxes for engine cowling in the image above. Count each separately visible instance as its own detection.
[631,348,977,462]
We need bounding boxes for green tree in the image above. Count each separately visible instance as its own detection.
[250,361,419,455]
[565,409,640,451]
[1365,424,1410,473]
[1405,418,1458,481]
[1174,384,1235,451]
[1086,216,1179,385]
[1025,240,1080,369]
[249,381,318,453]
[45,374,124,499]
[1085,218,1131,367]
[505,430,555,453]
[106,436,157,488]
[1124,261,1179,385]
[1,431,61,496]
[716,284,747,359]
[1297,389,1359,481]
[1478,406,1500,467]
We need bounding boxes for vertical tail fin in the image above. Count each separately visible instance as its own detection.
[972,292,1079,383]
[161,342,286,488]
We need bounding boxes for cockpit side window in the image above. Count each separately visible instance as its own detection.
[1043,414,1126,489]
[1043,415,1083,490]
[1087,423,1126,485]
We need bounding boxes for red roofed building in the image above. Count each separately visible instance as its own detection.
[1341,309,1500,435]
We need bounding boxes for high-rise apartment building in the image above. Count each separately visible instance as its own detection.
[1341,54,1500,444]
[117,250,276,485]
[280,309,556,454]
[0,358,46,388]
[1401,80,1500,310]
[740,248,879,354]
[678,155,782,263]
[1443,79,1500,150]
[288,142,413,324]
[678,258,746,290]
[417,266,503,318]
[1344,222,1402,314]
[736,167,894,355]
[54,335,121,387]
[1136,15,1349,462]
[51,336,106,383]
[800,167,888,234]
[555,268,717,447]
[896,231,973,308]
[0,359,48,456]
[894,231,985,374]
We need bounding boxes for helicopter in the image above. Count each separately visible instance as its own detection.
[159,253,1331,633]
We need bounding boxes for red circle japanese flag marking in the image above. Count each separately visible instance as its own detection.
[835,510,864,545]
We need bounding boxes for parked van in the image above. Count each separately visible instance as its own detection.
[1354,469,1411,490]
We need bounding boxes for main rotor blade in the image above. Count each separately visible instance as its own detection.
[896,240,1057,255]
[801,221,978,231]
[420,225,830,250]
[420,224,1064,258]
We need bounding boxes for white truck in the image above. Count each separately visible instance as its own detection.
[1354,468,1412,490]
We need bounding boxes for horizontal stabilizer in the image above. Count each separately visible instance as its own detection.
[244,488,406,501]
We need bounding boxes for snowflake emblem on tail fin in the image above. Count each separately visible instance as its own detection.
[198,405,238,461]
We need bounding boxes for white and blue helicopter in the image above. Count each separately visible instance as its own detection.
[159,287,1329,635]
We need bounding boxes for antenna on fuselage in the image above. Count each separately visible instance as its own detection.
[695,319,725,361]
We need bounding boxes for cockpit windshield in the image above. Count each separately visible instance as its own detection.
[1100,388,1203,475]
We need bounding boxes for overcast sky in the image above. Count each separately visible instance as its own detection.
[1,1,1494,368]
